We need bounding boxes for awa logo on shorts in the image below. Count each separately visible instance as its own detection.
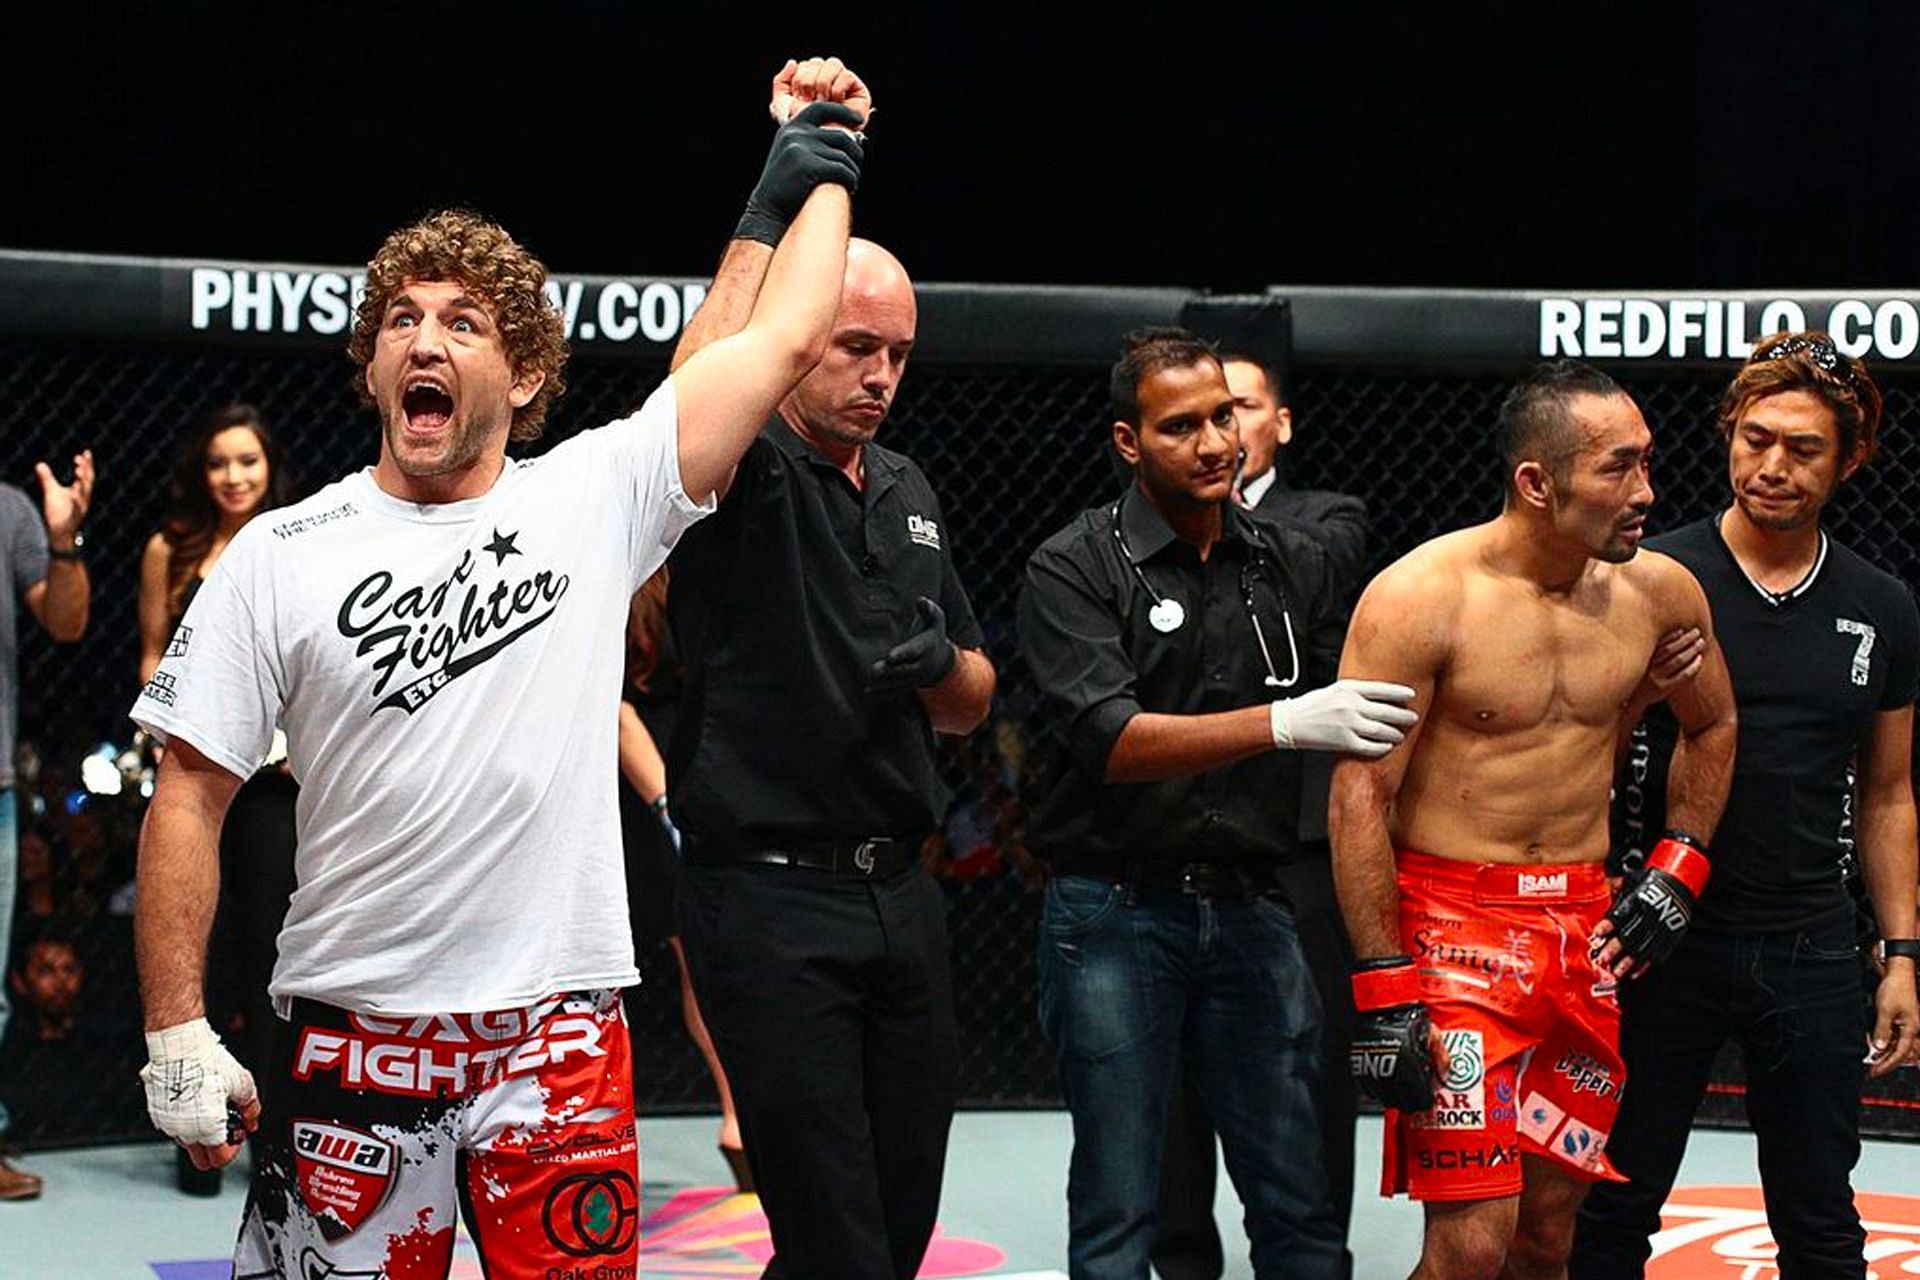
[291,1120,398,1241]
[543,1171,641,1257]
[1646,1186,1920,1279]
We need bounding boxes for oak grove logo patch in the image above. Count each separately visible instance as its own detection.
[542,1170,641,1257]
[292,1120,398,1241]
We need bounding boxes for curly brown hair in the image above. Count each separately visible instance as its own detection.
[348,209,569,441]
[1716,330,1883,468]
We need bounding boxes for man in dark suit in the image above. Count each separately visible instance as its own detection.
[1151,352,1370,1280]
[1227,354,1367,589]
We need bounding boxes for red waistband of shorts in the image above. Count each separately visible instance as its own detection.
[1396,849,1611,906]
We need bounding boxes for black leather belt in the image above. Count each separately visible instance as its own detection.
[1125,860,1273,902]
[684,835,915,878]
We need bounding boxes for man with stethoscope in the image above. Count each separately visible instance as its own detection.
[1017,326,1417,1280]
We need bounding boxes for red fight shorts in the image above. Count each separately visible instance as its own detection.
[1381,851,1626,1202]
[234,989,638,1280]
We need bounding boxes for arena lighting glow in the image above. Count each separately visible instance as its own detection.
[80,744,123,796]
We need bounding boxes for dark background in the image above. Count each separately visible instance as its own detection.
[5,3,1919,291]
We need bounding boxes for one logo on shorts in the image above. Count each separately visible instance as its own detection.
[1414,1031,1488,1130]
[1518,1092,1566,1145]
[543,1170,641,1257]
[291,1120,398,1241]
[1440,1030,1484,1091]
[1557,1118,1610,1173]
[1553,1048,1620,1100]
[292,1246,384,1280]
[907,514,941,549]
[1517,870,1567,897]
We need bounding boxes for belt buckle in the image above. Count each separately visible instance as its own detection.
[852,840,880,875]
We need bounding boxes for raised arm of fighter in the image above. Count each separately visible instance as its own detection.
[670,57,870,376]
[667,57,869,503]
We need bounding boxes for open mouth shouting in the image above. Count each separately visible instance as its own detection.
[402,376,455,436]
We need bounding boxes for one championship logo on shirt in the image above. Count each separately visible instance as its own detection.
[336,529,570,715]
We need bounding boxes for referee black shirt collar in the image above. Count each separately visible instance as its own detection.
[764,411,907,497]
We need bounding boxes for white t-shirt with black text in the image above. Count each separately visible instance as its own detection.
[133,380,706,1014]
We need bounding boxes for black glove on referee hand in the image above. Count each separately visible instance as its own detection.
[1349,956,1438,1112]
[868,597,958,693]
[735,101,866,246]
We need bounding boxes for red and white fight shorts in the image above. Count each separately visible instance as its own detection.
[234,989,638,1280]
[1381,850,1627,1202]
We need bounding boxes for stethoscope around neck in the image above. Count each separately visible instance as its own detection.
[1108,494,1302,689]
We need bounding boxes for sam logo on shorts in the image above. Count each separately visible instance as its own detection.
[543,1170,640,1258]
[291,1120,397,1241]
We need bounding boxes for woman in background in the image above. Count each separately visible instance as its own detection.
[621,568,751,1192]
[137,403,298,1195]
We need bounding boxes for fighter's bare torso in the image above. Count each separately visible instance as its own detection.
[1350,522,1702,864]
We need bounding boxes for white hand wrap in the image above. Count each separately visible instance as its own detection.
[139,1017,256,1147]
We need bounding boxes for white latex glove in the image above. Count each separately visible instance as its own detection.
[139,1017,258,1147]
[1271,680,1418,757]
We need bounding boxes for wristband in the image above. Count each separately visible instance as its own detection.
[1648,831,1711,897]
[1269,700,1292,750]
[1877,939,1920,965]
[48,530,85,561]
[1351,956,1421,1010]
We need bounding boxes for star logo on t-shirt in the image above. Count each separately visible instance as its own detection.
[483,528,523,566]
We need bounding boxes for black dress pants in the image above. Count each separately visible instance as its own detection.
[677,859,959,1280]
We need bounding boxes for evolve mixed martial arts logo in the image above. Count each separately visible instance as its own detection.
[335,529,569,715]
[1646,1186,1920,1279]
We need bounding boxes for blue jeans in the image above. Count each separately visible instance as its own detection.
[1037,873,1343,1280]
[1572,921,1869,1280]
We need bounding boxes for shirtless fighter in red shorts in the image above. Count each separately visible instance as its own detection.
[1330,360,1738,1280]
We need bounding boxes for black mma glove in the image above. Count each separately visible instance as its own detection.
[868,597,958,693]
[1602,831,1711,971]
[1349,955,1437,1112]
[735,101,866,245]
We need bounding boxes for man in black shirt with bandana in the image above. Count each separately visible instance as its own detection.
[1573,333,1920,1280]
[1019,327,1417,1280]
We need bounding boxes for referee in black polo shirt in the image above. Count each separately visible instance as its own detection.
[1018,327,1416,1280]
[661,72,995,1279]
[1572,333,1920,1280]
